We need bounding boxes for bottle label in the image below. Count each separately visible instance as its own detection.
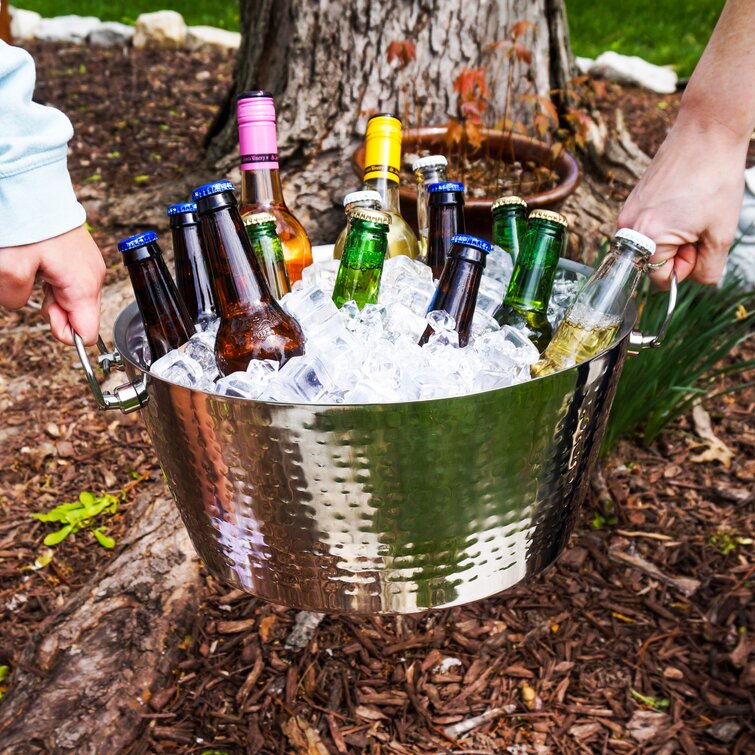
[364,120,401,184]
[238,122,279,170]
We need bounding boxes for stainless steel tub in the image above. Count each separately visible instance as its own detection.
[77,261,675,614]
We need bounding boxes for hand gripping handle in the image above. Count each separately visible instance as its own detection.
[628,272,678,355]
[74,332,149,413]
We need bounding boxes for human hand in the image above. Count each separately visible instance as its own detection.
[618,117,748,289]
[0,225,106,345]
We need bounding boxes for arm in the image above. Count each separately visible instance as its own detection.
[0,41,105,344]
[618,0,755,288]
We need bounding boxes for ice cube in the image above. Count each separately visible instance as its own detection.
[215,371,265,399]
[485,245,514,287]
[345,378,404,404]
[246,358,279,380]
[381,255,432,288]
[280,285,338,333]
[338,300,361,332]
[359,302,387,340]
[383,302,428,342]
[426,309,456,332]
[150,350,205,388]
[548,274,583,328]
[425,329,459,350]
[196,315,220,334]
[384,281,435,315]
[263,354,335,403]
[183,331,218,377]
[475,275,506,316]
[499,325,540,364]
[301,259,341,296]
[471,309,501,341]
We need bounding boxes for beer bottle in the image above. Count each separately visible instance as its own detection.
[491,195,527,263]
[192,180,305,376]
[332,208,391,309]
[493,209,567,352]
[338,113,418,260]
[168,201,217,329]
[413,155,448,260]
[426,181,466,279]
[244,211,291,300]
[118,231,194,361]
[333,190,383,259]
[419,234,491,348]
[236,90,313,284]
[532,228,656,376]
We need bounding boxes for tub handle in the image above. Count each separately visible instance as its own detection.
[628,272,678,355]
[74,332,148,413]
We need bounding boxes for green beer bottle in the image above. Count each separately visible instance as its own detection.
[333,190,383,259]
[332,208,391,309]
[244,211,291,300]
[491,195,527,263]
[493,209,567,352]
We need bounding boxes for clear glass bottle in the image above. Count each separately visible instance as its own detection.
[491,195,527,264]
[338,113,418,260]
[333,190,383,259]
[532,228,656,376]
[236,90,313,284]
[413,155,448,260]
[493,209,567,352]
[332,208,391,309]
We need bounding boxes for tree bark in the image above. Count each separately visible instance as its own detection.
[0,488,201,753]
[206,0,577,244]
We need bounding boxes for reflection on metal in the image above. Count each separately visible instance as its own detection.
[628,272,678,354]
[104,260,647,614]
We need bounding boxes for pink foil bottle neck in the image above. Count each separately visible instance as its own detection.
[237,94,279,171]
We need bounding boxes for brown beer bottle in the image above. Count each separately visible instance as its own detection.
[168,201,217,328]
[419,234,491,348]
[192,180,305,376]
[118,231,194,361]
[426,181,466,279]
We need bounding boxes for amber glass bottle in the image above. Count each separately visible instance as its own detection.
[193,180,305,375]
[168,201,217,328]
[426,181,465,279]
[236,91,313,283]
[419,234,491,348]
[119,230,194,361]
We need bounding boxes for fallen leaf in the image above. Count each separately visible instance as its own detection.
[355,705,388,721]
[259,615,278,643]
[627,710,668,743]
[282,715,330,755]
[689,404,734,468]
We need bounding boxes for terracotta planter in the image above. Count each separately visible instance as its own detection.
[351,127,581,240]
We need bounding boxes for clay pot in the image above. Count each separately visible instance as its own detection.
[351,127,581,239]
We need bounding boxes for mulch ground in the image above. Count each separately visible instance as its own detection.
[0,42,752,754]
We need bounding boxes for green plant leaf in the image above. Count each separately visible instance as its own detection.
[631,689,670,709]
[93,528,116,550]
[43,525,73,546]
[0,665,9,683]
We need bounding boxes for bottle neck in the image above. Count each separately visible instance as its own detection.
[504,222,563,313]
[416,166,447,186]
[241,167,286,206]
[200,204,272,316]
[364,175,400,212]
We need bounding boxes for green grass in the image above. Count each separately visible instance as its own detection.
[17,1,239,30]
[566,0,724,78]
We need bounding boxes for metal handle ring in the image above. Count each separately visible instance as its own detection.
[74,331,148,413]
[628,271,678,354]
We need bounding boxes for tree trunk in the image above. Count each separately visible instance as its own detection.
[0,487,202,753]
[206,0,577,244]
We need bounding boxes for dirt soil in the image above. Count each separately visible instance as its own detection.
[0,42,753,753]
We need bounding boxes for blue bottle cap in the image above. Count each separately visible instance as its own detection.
[117,231,158,253]
[167,201,197,216]
[451,234,491,254]
[427,181,465,193]
[191,180,235,201]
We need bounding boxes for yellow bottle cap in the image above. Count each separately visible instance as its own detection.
[364,113,402,184]
[528,209,568,227]
[492,195,527,211]
[349,208,391,225]
[243,211,277,226]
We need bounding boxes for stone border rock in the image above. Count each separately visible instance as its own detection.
[8,6,241,52]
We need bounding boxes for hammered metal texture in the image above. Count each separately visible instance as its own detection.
[115,267,631,614]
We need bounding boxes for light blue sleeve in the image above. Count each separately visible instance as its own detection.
[0,41,86,247]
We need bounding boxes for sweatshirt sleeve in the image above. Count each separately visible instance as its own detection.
[0,41,86,247]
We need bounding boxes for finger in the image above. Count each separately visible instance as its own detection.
[646,241,681,291]
[41,286,75,346]
[689,237,729,285]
